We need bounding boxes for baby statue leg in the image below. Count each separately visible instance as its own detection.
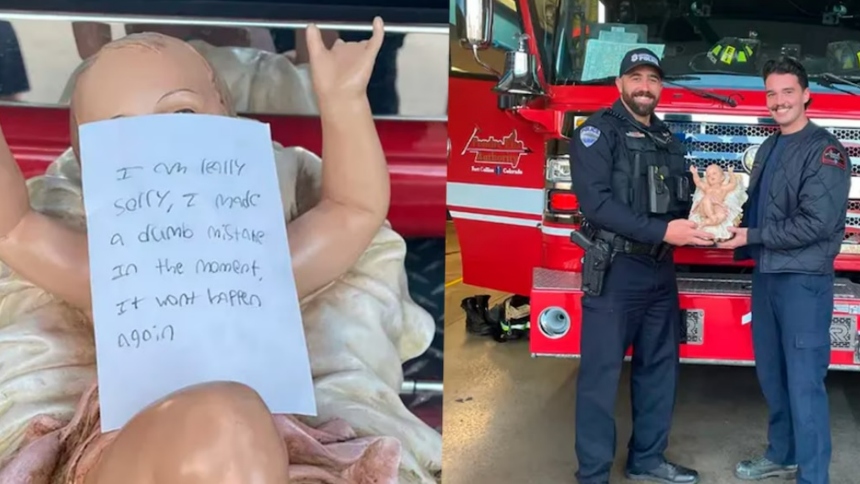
[85,381,289,484]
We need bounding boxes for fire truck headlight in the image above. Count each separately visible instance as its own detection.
[546,155,571,182]
[573,116,590,128]
[538,306,570,339]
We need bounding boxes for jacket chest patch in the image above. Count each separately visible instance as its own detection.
[821,146,846,169]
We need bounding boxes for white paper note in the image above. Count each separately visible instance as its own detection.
[80,114,316,432]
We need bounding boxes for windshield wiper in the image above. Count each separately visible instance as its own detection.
[811,73,860,95]
[662,77,739,107]
[575,75,737,107]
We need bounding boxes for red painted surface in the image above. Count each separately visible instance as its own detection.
[448,76,546,296]
[530,277,860,368]
[450,46,860,368]
[541,225,584,272]
[2,105,448,238]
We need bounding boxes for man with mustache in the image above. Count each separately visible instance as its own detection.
[718,56,851,484]
[568,48,711,484]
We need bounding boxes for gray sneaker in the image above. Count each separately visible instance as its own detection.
[734,456,797,480]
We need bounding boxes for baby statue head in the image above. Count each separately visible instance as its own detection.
[704,164,724,186]
[69,32,236,159]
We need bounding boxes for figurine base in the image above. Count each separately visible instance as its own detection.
[695,213,744,242]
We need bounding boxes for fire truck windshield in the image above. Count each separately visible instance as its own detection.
[534,0,860,94]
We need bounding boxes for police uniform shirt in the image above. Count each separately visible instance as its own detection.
[569,99,676,246]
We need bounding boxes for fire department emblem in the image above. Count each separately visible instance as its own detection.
[461,127,531,168]
[741,144,759,174]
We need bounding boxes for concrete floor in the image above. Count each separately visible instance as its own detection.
[443,222,860,484]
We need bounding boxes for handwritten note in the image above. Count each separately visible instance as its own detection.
[80,114,316,432]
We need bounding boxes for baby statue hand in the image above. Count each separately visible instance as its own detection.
[305,17,385,103]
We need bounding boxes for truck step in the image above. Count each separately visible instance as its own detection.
[533,267,860,300]
[677,273,860,299]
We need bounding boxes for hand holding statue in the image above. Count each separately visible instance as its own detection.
[306,16,384,102]
[716,227,749,249]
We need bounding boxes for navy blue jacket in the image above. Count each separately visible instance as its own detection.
[736,121,851,274]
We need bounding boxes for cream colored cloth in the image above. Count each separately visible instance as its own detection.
[60,40,319,116]
[0,143,441,483]
[188,40,319,115]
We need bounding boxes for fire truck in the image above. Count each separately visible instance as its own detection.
[0,0,447,425]
[449,0,860,369]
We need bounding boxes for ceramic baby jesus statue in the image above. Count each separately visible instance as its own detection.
[0,17,441,484]
[688,163,748,241]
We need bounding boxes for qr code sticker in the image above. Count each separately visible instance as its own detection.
[830,315,856,351]
[685,309,704,345]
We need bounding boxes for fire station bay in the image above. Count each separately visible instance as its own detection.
[446,0,860,483]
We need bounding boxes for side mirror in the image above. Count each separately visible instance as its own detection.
[458,0,500,76]
[461,0,494,50]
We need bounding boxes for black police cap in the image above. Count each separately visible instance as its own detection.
[619,47,664,78]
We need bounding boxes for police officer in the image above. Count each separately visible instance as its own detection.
[569,48,713,484]
[719,57,851,484]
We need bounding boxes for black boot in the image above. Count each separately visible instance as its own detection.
[474,294,491,321]
[461,296,494,336]
[626,461,700,484]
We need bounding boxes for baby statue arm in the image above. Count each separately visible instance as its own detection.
[0,127,93,312]
[689,164,705,189]
[725,166,738,191]
[287,17,391,299]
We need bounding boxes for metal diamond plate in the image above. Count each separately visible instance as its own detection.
[533,267,582,291]
[677,274,753,295]
[677,274,860,299]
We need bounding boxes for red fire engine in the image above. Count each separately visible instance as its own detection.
[449,0,860,369]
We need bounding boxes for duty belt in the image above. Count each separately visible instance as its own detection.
[594,229,672,260]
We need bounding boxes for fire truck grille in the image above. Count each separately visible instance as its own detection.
[665,121,860,176]
[664,120,860,245]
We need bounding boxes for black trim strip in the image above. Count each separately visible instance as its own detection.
[0,1,448,24]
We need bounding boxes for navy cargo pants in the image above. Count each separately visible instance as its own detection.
[751,270,833,484]
[575,253,680,484]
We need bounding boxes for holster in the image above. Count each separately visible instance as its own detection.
[581,240,612,296]
[570,229,612,297]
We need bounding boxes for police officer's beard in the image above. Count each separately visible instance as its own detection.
[622,89,657,117]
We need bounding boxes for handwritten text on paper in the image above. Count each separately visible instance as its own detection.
[80,114,316,432]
